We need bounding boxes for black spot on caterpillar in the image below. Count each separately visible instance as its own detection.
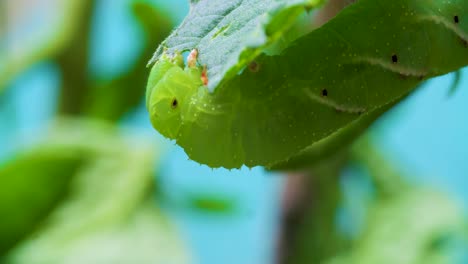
[392,54,398,63]
[171,98,178,109]
[454,15,459,24]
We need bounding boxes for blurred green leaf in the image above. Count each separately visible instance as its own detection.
[350,136,408,197]
[2,118,191,264]
[0,1,90,92]
[7,202,192,264]
[352,189,463,264]
[186,194,236,214]
[326,189,464,264]
[0,148,84,256]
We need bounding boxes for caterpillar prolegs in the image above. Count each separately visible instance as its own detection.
[147,0,468,169]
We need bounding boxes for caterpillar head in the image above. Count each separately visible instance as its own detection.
[146,53,204,139]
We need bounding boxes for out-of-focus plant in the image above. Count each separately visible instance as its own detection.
[330,188,465,264]
[83,2,172,120]
[54,1,172,119]
[0,145,85,255]
[0,1,89,91]
[1,118,191,264]
[281,137,468,264]
[342,139,467,264]
[2,0,172,121]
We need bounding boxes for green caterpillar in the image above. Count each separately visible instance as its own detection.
[147,0,468,169]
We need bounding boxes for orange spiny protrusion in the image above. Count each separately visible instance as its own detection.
[201,65,208,86]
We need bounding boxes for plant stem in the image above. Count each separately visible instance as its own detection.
[56,0,95,115]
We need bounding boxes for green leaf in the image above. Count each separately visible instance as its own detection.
[149,0,325,91]
[351,189,463,264]
[186,193,236,213]
[147,0,468,169]
[0,149,84,256]
[269,99,398,170]
[3,118,172,263]
[7,204,191,264]
[324,189,464,264]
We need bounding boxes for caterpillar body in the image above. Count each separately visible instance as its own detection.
[147,0,468,169]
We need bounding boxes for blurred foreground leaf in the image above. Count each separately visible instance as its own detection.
[354,189,463,264]
[186,193,236,214]
[2,118,191,263]
[0,148,84,256]
[327,189,464,264]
